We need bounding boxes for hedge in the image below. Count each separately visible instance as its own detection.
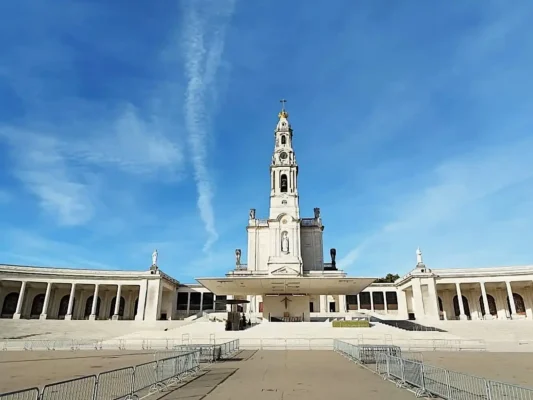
[332,320,370,328]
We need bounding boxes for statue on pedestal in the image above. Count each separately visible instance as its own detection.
[235,249,241,265]
[249,208,256,220]
[314,207,321,219]
[330,248,336,267]
[152,249,158,266]
[281,232,289,253]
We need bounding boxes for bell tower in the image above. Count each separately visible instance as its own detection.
[269,100,300,219]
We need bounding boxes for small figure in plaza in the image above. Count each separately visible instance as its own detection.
[235,248,242,265]
[314,207,321,219]
[249,208,256,220]
[281,232,289,253]
[152,249,158,266]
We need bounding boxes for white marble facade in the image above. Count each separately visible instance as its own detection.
[1,106,532,323]
[0,264,179,321]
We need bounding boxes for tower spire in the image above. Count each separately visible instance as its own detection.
[278,99,289,119]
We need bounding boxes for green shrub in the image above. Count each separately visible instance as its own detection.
[332,320,370,328]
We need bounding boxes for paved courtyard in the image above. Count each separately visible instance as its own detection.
[420,351,533,387]
[0,350,155,393]
[154,350,416,400]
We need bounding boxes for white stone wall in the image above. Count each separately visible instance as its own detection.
[301,227,324,271]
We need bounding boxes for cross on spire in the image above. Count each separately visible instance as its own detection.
[278,99,289,119]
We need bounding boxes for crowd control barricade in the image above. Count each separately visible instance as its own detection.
[0,387,40,400]
[0,350,202,400]
[336,340,533,400]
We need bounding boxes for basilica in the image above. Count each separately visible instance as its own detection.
[0,106,532,322]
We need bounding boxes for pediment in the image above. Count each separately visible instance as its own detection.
[271,266,301,276]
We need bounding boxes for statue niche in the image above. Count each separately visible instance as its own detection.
[281,231,289,253]
[280,174,288,193]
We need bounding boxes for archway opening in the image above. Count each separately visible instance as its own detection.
[84,296,101,319]
[58,295,75,319]
[507,293,526,315]
[109,296,126,318]
[30,294,45,318]
[453,295,471,319]
[479,294,497,316]
[1,292,19,318]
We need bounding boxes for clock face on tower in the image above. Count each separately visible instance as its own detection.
[280,152,288,160]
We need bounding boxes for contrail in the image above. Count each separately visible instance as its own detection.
[182,0,236,252]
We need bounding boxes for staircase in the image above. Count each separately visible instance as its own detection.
[370,316,447,332]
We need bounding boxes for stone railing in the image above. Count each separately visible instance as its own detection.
[301,218,317,226]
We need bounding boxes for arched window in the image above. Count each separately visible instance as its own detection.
[507,293,526,315]
[280,174,288,193]
[84,296,101,319]
[109,296,126,318]
[453,295,471,319]
[31,294,45,317]
[1,292,19,317]
[58,295,75,318]
[479,295,497,316]
[281,135,286,145]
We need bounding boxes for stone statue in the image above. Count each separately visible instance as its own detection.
[330,248,336,265]
[281,232,289,253]
[314,207,321,219]
[152,249,158,266]
[235,249,241,265]
[249,208,256,220]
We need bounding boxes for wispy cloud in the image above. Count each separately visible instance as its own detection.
[181,0,237,252]
[1,128,95,225]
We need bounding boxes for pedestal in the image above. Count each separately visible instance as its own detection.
[459,314,468,320]
[112,314,120,321]
[65,314,72,320]
[12,313,21,320]
[483,314,493,320]
[39,314,47,320]
[89,314,97,321]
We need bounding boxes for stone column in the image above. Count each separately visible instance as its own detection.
[319,295,327,313]
[356,294,360,310]
[65,283,76,320]
[411,279,425,319]
[200,292,204,312]
[426,279,441,320]
[480,282,491,320]
[112,284,122,320]
[505,281,517,317]
[13,281,27,319]
[135,280,147,321]
[383,292,388,313]
[213,294,216,311]
[186,292,191,314]
[455,283,467,320]
[89,284,100,320]
[338,295,346,313]
[39,282,52,320]
[370,292,374,311]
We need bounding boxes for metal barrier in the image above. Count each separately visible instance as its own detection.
[0,387,40,400]
[0,336,486,352]
[335,340,533,400]
[0,351,201,400]
[154,339,240,363]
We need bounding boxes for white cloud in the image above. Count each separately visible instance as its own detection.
[181,0,237,252]
[1,129,95,226]
[341,136,533,273]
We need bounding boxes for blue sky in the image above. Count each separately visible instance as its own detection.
[1,1,533,283]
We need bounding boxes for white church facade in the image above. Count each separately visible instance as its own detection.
[1,105,532,323]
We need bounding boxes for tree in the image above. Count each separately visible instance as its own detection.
[375,273,400,283]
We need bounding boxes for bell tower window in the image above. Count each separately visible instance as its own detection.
[280,174,288,193]
[281,135,286,145]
